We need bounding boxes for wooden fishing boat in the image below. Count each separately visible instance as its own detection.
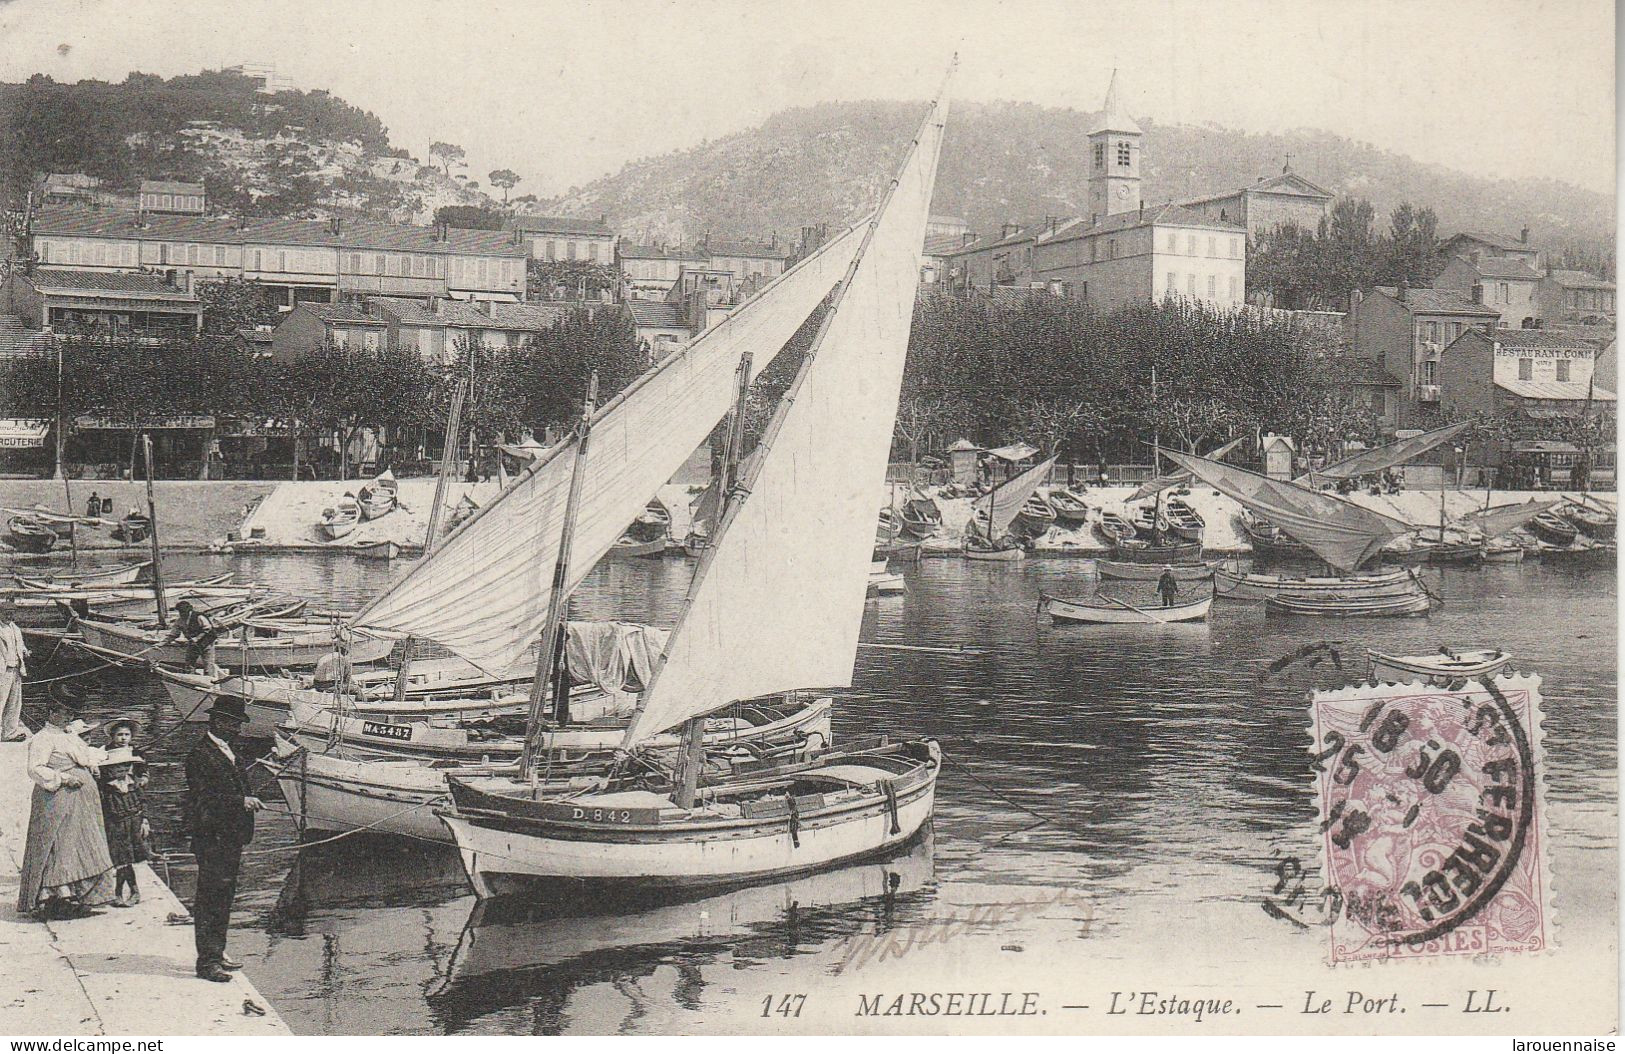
[1111,538,1202,564]
[1096,558,1215,582]
[6,516,56,554]
[896,494,943,538]
[1367,647,1511,686]
[607,534,668,558]
[1096,510,1136,544]
[1046,488,1090,526]
[1539,542,1616,567]
[1014,494,1056,536]
[13,561,150,589]
[635,499,671,531]
[876,507,903,547]
[1129,504,1161,536]
[1563,503,1616,541]
[1238,509,1313,556]
[1264,591,1432,618]
[352,538,400,560]
[873,540,921,562]
[1163,497,1205,542]
[436,83,950,899]
[1400,537,1484,566]
[1481,542,1525,564]
[6,571,234,598]
[440,739,938,897]
[110,513,150,544]
[448,494,480,532]
[1039,590,1212,625]
[357,470,399,521]
[1530,510,1578,547]
[962,529,1024,562]
[317,495,362,540]
[1214,565,1418,601]
[68,614,396,671]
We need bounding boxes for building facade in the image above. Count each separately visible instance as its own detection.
[1348,285,1500,430]
[0,267,203,341]
[1032,205,1247,312]
[268,296,576,363]
[139,181,205,215]
[507,214,616,264]
[1433,254,1543,328]
[1439,229,1541,271]
[1182,163,1334,237]
[943,224,1038,293]
[1539,270,1616,324]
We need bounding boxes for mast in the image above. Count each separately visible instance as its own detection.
[395,378,466,701]
[674,352,752,809]
[518,372,598,776]
[141,434,168,628]
[1151,363,1162,539]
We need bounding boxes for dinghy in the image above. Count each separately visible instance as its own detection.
[110,513,150,544]
[6,516,56,554]
[352,539,400,560]
[317,495,362,540]
[1238,509,1314,557]
[1111,537,1202,564]
[1264,592,1432,618]
[1039,590,1212,625]
[1530,510,1578,547]
[357,470,399,521]
[1096,559,1215,582]
[1014,493,1056,536]
[1046,488,1090,525]
[1163,497,1204,542]
[1562,503,1615,541]
[13,561,150,589]
[1096,510,1136,544]
[1214,565,1418,600]
[897,493,943,538]
[607,534,668,558]
[1367,647,1511,685]
[69,614,395,671]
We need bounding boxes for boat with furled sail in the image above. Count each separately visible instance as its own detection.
[436,71,953,897]
[1039,588,1212,625]
[963,453,1057,561]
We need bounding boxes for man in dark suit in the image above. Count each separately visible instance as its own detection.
[183,698,263,982]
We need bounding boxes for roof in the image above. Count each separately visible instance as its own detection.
[617,242,708,262]
[987,442,1039,462]
[1545,269,1615,291]
[1495,378,1617,401]
[1470,328,1595,352]
[923,233,969,256]
[1088,69,1142,135]
[0,317,51,358]
[297,302,387,325]
[1339,358,1403,387]
[1444,231,1537,254]
[1038,203,1245,246]
[626,301,683,327]
[140,180,204,195]
[1184,167,1334,208]
[367,296,569,332]
[1457,255,1543,281]
[507,214,613,237]
[31,205,525,258]
[946,224,1038,256]
[704,240,791,261]
[233,327,274,345]
[1372,286,1500,317]
[20,268,199,301]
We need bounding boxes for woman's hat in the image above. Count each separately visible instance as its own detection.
[65,718,98,736]
[102,747,143,767]
[104,717,140,738]
[47,682,86,711]
[207,697,251,724]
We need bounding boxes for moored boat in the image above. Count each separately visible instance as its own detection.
[13,561,151,589]
[69,614,396,670]
[1039,590,1212,625]
[1481,542,1525,564]
[1238,509,1314,556]
[352,538,400,560]
[1530,511,1578,547]
[1539,541,1616,567]
[1096,558,1215,582]
[1264,592,1432,618]
[1367,647,1511,685]
[6,516,56,554]
[1214,565,1418,600]
[1111,537,1202,564]
[606,534,668,558]
[1563,503,1616,541]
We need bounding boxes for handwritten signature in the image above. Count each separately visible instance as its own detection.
[832,888,1093,975]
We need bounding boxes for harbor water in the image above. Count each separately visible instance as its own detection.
[20,550,1617,1034]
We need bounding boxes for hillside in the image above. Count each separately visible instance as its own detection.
[544,100,1615,260]
[0,70,500,224]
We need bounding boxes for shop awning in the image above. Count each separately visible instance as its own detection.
[986,441,1040,463]
[0,419,49,449]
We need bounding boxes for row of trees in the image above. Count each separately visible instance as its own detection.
[1248,198,1447,311]
[0,308,647,479]
[898,295,1378,466]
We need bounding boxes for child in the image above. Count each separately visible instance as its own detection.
[98,719,150,907]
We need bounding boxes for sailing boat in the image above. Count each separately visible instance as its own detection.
[1163,448,1432,611]
[963,454,1057,561]
[437,68,953,898]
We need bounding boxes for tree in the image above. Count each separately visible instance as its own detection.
[488,169,521,203]
[433,204,504,230]
[195,277,281,335]
[281,344,438,479]
[429,141,465,176]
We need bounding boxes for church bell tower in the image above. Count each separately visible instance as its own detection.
[1087,69,1142,220]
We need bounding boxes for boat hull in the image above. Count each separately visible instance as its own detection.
[1111,539,1202,564]
[607,537,668,558]
[1095,559,1214,582]
[352,539,400,560]
[442,747,939,897]
[72,617,396,670]
[866,572,906,596]
[1367,648,1511,686]
[1530,514,1578,547]
[1040,592,1211,624]
[1214,566,1416,600]
[1265,593,1431,618]
[962,542,1024,562]
[13,561,150,589]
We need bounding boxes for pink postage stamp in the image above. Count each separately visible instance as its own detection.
[1308,673,1549,963]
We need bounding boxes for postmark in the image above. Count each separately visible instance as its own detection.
[1308,674,1549,963]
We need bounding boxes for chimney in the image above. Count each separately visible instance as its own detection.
[329,215,341,236]
[599,213,607,226]
[181,270,194,295]
[1520,226,1530,245]
[429,295,442,314]
[476,299,492,316]
[1471,284,1484,304]
[1395,280,1408,303]
[134,208,148,230]
[962,231,975,246]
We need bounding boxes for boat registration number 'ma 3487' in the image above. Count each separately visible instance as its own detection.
[360,720,415,742]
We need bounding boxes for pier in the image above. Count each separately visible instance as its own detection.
[0,741,289,1036]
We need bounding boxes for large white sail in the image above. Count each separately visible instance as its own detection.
[1463,499,1563,540]
[1130,437,1243,502]
[1292,420,1473,485]
[972,455,1057,538]
[621,87,950,749]
[348,223,866,673]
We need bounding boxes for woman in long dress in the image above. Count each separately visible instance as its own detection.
[18,685,115,919]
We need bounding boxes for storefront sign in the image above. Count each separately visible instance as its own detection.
[0,419,49,448]
[74,414,216,430]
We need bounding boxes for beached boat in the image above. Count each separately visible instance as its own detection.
[352,538,400,560]
[357,470,399,521]
[69,614,395,671]
[1014,494,1056,537]
[110,513,150,544]
[963,452,1055,561]
[962,534,1025,561]
[436,78,951,899]
[1214,565,1418,600]
[1264,592,1431,618]
[1096,510,1136,544]
[6,516,56,554]
[317,495,362,540]
[1096,558,1215,582]
[13,561,150,589]
[1039,590,1212,625]
[1163,497,1204,542]
[1046,488,1089,526]
[1238,508,1313,557]
[1111,538,1202,564]
[1481,543,1526,564]
[1530,511,1578,547]
[1563,503,1616,541]
[607,534,667,558]
[1367,647,1511,686]
[896,493,943,538]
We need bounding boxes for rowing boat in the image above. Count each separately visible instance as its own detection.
[352,538,400,561]
[1237,508,1314,557]
[1367,647,1511,685]
[1264,592,1432,618]
[606,535,668,558]
[1111,538,1202,564]
[1014,494,1056,536]
[70,615,396,670]
[1046,488,1090,525]
[1039,590,1212,624]
[1096,510,1136,544]
[357,470,399,521]
[1096,558,1215,581]
[1214,565,1418,600]
[317,495,361,540]
[13,561,150,589]
[1164,497,1204,542]
[110,514,150,544]
[1530,511,1578,547]
[897,494,943,538]
[6,516,56,554]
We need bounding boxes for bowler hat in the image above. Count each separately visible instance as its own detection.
[47,682,86,711]
[207,696,250,724]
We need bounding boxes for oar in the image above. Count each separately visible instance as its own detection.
[1097,593,1173,625]
[857,641,981,656]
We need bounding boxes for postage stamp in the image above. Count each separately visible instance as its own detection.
[1308,674,1549,963]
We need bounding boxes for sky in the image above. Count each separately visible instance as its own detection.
[0,0,1616,200]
